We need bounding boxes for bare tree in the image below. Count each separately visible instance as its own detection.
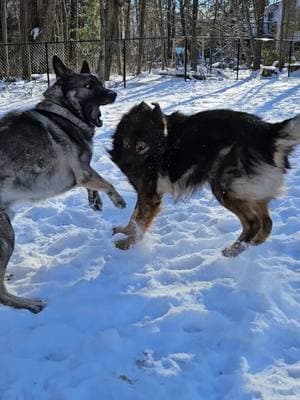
[278,0,297,70]
[69,0,79,68]
[230,0,252,67]
[166,0,175,58]
[241,0,255,62]
[101,0,124,80]
[137,0,146,74]
[191,0,198,71]
[0,0,9,77]
[252,0,266,71]
[19,0,31,79]
[209,0,220,72]
[125,0,131,38]
[97,0,106,81]
[37,0,58,42]
[179,0,187,36]
[157,0,166,69]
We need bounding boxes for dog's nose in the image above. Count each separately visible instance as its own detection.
[108,90,117,100]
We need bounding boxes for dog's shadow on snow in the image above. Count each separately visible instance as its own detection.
[254,82,300,115]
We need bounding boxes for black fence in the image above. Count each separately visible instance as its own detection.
[0,37,299,86]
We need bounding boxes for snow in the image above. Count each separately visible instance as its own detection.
[0,73,300,399]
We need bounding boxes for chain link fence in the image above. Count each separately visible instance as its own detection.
[0,37,299,85]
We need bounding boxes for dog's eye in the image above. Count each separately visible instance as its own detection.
[136,141,149,154]
[123,140,130,149]
[85,83,92,89]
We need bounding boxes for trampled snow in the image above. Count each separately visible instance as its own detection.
[0,73,300,400]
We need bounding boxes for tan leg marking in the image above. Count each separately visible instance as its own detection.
[113,192,162,250]
[215,193,272,257]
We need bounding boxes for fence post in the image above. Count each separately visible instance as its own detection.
[184,36,188,81]
[236,39,240,80]
[45,42,50,87]
[288,40,293,78]
[123,39,126,88]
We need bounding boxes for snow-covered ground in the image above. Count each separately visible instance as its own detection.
[0,73,300,400]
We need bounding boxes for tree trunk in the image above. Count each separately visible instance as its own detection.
[157,0,166,69]
[179,0,186,36]
[125,0,131,38]
[37,0,57,42]
[61,0,69,42]
[191,0,198,71]
[209,0,219,72]
[137,0,146,74]
[104,0,124,80]
[69,0,79,69]
[166,0,174,58]
[0,0,9,77]
[171,0,175,38]
[278,0,297,70]
[97,0,105,82]
[231,0,252,68]
[116,16,122,75]
[241,0,255,62]
[252,0,266,71]
[19,0,31,80]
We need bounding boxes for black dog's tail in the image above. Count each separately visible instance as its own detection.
[274,114,300,149]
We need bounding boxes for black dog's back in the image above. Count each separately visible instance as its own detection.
[163,109,277,186]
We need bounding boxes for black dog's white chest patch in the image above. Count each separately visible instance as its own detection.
[157,166,197,199]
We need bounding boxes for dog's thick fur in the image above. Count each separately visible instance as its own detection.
[110,101,300,256]
[0,56,126,313]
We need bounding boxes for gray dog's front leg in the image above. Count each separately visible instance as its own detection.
[0,212,45,313]
[87,190,103,211]
[77,167,126,209]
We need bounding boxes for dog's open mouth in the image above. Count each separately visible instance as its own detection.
[84,104,103,127]
[84,92,117,127]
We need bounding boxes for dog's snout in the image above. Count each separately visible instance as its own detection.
[108,90,117,100]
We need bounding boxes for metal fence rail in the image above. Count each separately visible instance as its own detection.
[0,37,299,86]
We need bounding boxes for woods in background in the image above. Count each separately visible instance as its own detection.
[0,0,299,80]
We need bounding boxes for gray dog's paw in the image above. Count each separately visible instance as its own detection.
[89,199,103,212]
[26,299,47,314]
[112,194,126,209]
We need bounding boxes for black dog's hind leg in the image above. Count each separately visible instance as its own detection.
[87,190,103,211]
[214,193,270,257]
[0,212,45,313]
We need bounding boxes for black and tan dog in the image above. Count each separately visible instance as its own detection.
[0,56,126,313]
[110,102,300,256]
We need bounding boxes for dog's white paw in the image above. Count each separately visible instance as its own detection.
[222,241,249,257]
[112,226,126,235]
[114,236,136,250]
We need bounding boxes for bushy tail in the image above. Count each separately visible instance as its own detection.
[275,115,300,148]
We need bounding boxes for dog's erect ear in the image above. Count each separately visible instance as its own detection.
[80,60,91,74]
[137,101,152,112]
[151,102,164,125]
[52,56,72,78]
[151,102,162,116]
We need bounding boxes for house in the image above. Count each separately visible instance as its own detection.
[264,0,300,41]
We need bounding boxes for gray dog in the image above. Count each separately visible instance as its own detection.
[0,56,126,313]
